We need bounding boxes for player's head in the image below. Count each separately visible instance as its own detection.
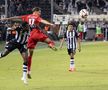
[67,21,75,31]
[13,22,20,27]
[80,21,84,25]
[12,22,20,29]
[32,7,41,15]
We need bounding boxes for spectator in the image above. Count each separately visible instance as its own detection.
[76,0,87,13]
[17,4,23,16]
[9,0,16,16]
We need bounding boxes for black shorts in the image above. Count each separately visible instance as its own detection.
[67,48,76,55]
[5,41,27,53]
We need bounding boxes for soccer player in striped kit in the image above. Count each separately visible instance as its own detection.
[0,22,30,84]
[59,21,81,72]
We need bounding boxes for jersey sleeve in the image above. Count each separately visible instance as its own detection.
[36,16,42,22]
[20,15,27,21]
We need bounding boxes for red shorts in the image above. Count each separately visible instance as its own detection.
[27,29,48,49]
[79,32,83,40]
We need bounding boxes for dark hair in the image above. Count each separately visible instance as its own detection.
[68,21,76,27]
[81,21,84,25]
[32,7,41,12]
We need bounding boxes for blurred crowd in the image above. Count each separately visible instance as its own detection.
[0,0,108,42]
[54,0,108,14]
[8,0,39,16]
[0,0,108,17]
[0,0,41,17]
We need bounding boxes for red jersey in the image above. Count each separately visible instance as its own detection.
[21,14,42,28]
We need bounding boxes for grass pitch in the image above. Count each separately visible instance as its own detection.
[0,41,108,90]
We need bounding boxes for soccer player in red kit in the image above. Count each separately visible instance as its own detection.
[21,7,57,78]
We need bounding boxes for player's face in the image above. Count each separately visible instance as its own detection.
[68,25,73,31]
[12,23,20,29]
[35,10,41,16]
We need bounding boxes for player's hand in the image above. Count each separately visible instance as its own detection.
[59,47,62,50]
[0,18,4,20]
[0,18,8,21]
[51,24,56,28]
[78,48,81,52]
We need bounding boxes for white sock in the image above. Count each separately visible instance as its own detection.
[22,65,27,80]
[70,59,75,68]
[23,72,27,80]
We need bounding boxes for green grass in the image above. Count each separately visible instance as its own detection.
[0,41,108,90]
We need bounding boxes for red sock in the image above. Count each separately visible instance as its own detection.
[28,56,32,73]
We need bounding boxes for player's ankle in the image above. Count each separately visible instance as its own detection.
[27,71,31,74]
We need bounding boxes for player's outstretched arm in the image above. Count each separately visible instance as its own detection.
[0,16,22,21]
[41,19,54,26]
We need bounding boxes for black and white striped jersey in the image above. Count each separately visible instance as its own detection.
[6,27,16,42]
[64,30,79,50]
[14,26,29,45]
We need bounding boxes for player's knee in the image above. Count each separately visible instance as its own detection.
[28,49,34,56]
[23,61,28,66]
[0,51,9,58]
[71,57,74,59]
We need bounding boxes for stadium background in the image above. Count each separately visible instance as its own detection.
[0,0,108,42]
